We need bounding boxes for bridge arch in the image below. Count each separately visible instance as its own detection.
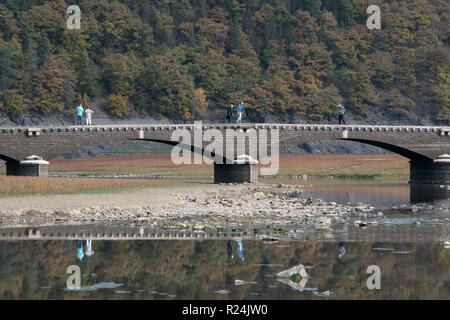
[344,139,432,162]
[0,153,20,163]
[279,135,435,162]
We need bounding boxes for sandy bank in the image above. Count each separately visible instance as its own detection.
[0,184,223,214]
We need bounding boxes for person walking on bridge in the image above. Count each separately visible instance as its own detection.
[338,103,346,125]
[76,104,84,125]
[85,107,94,125]
[227,104,233,123]
[236,102,243,124]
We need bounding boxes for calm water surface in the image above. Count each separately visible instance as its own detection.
[0,179,448,300]
[302,179,410,206]
[0,239,448,300]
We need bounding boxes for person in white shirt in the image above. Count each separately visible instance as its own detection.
[85,239,94,257]
[85,107,94,125]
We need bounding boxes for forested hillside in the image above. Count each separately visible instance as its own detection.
[0,0,448,123]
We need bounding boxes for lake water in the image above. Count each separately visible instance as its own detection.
[0,239,448,299]
[0,179,448,300]
[279,178,450,207]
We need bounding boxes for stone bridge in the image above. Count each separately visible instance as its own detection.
[0,123,449,199]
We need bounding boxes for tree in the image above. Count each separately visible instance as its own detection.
[0,41,18,92]
[308,84,342,121]
[339,70,376,119]
[30,56,74,114]
[0,4,19,41]
[105,94,130,119]
[132,54,196,120]
[303,0,322,18]
[102,53,134,96]
[1,89,27,116]
[192,88,208,119]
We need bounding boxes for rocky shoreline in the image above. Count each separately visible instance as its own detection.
[0,184,388,228]
[1,183,449,230]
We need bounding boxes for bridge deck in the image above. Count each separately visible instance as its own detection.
[1,123,450,130]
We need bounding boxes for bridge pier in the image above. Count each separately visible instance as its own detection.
[6,155,49,177]
[409,155,450,202]
[214,155,259,184]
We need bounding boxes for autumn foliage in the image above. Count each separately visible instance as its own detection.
[0,0,448,122]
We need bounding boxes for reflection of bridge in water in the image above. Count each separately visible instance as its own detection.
[0,224,448,242]
[0,225,248,241]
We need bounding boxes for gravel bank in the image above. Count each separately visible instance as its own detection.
[0,183,382,228]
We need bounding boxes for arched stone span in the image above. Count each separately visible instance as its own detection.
[0,123,449,198]
[278,136,433,162]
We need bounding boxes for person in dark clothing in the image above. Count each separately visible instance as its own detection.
[227,240,234,259]
[338,103,346,125]
[227,104,233,123]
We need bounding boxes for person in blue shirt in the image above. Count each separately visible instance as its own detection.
[338,103,346,125]
[236,102,243,123]
[76,104,84,125]
[236,239,244,261]
[76,240,84,261]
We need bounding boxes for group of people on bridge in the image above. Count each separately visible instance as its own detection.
[227,102,244,124]
[76,104,94,126]
[74,100,346,125]
[225,102,346,125]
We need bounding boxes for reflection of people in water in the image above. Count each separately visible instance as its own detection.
[76,240,84,261]
[236,240,244,261]
[339,242,346,260]
[85,240,94,257]
[227,240,234,259]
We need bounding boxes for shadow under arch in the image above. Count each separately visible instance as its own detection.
[142,139,233,164]
[47,138,229,164]
[344,139,432,162]
[279,135,434,162]
[0,153,21,163]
